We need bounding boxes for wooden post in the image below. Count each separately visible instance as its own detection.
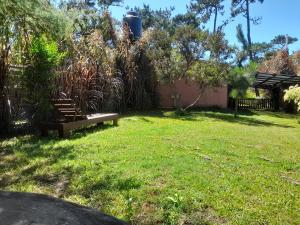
[113,119,118,126]
[97,122,104,126]
[40,126,49,137]
[234,98,238,118]
[272,88,280,111]
[59,127,70,138]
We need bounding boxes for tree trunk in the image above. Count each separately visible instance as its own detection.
[234,98,238,118]
[183,88,205,111]
[173,93,182,111]
[170,81,182,112]
[213,6,218,34]
[0,92,12,135]
[0,43,12,134]
[246,0,253,60]
[209,7,218,60]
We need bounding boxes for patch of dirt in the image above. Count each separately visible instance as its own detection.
[179,208,227,225]
[0,155,18,168]
[258,156,275,163]
[281,175,300,185]
[0,172,19,188]
[132,203,227,225]
[33,173,59,185]
[131,202,164,225]
[154,177,167,189]
[202,155,212,161]
[20,164,40,176]
[0,174,12,187]
[33,173,70,197]
[0,147,14,157]
[55,177,70,197]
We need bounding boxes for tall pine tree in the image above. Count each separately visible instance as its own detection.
[231,0,264,60]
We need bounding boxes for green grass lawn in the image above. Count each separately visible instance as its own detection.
[1,110,299,225]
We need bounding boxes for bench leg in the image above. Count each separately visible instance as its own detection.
[41,127,49,137]
[97,122,104,126]
[113,119,118,126]
[58,127,71,138]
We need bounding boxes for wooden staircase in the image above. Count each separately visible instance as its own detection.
[51,99,86,122]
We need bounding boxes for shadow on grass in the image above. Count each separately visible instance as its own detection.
[0,127,141,217]
[128,108,294,128]
[69,123,117,139]
[202,112,294,128]
[0,135,75,190]
[258,111,298,119]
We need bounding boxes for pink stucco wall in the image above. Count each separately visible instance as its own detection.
[157,79,228,109]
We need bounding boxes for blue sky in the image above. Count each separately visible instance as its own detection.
[110,0,300,52]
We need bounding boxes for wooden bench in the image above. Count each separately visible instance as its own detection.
[40,99,119,138]
[40,113,119,138]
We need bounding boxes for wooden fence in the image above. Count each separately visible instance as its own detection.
[229,98,274,111]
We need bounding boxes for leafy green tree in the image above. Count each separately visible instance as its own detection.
[234,23,271,65]
[229,67,253,98]
[228,61,257,116]
[173,25,208,77]
[186,1,232,61]
[236,24,248,50]
[189,0,226,33]
[207,31,232,61]
[271,35,298,49]
[184,60,229,111]
[234,24,248,66]
[60,0,122,40]
[0,0,65,132]
[148,25,228,112]
[132,4,174,31]
[231,0,264,60]
[251,41,273,61]
[60,0,123,10]
[96,0,123,8]
[145,29,176,82]
[23,35,66,123]
[173,12,201,29]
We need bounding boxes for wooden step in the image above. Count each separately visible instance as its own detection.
[51,98,73,103]
[64,116,86,121]
[52,101,73,105]
[53,103,74,107]
[58,109,84,115]
[58,110,77,114]
[51,98,86,122]
[64,115,86,118]
[57,107,77,111]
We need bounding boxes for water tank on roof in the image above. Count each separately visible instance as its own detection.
[124,11,142,40]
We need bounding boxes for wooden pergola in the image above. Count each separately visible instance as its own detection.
[253,72,300,110]
[254,72,300,89]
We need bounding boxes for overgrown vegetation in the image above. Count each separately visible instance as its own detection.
[23,35,66,123]
[1,0,299,133]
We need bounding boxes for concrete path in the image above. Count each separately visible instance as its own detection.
[0,191,128,225]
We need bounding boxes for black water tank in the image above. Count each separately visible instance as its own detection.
[124,11,142,40]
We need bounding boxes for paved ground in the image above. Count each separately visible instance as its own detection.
[0,191,128,225]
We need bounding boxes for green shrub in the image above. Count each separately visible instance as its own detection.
[23,35,66,123]
[284,85,300,112]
